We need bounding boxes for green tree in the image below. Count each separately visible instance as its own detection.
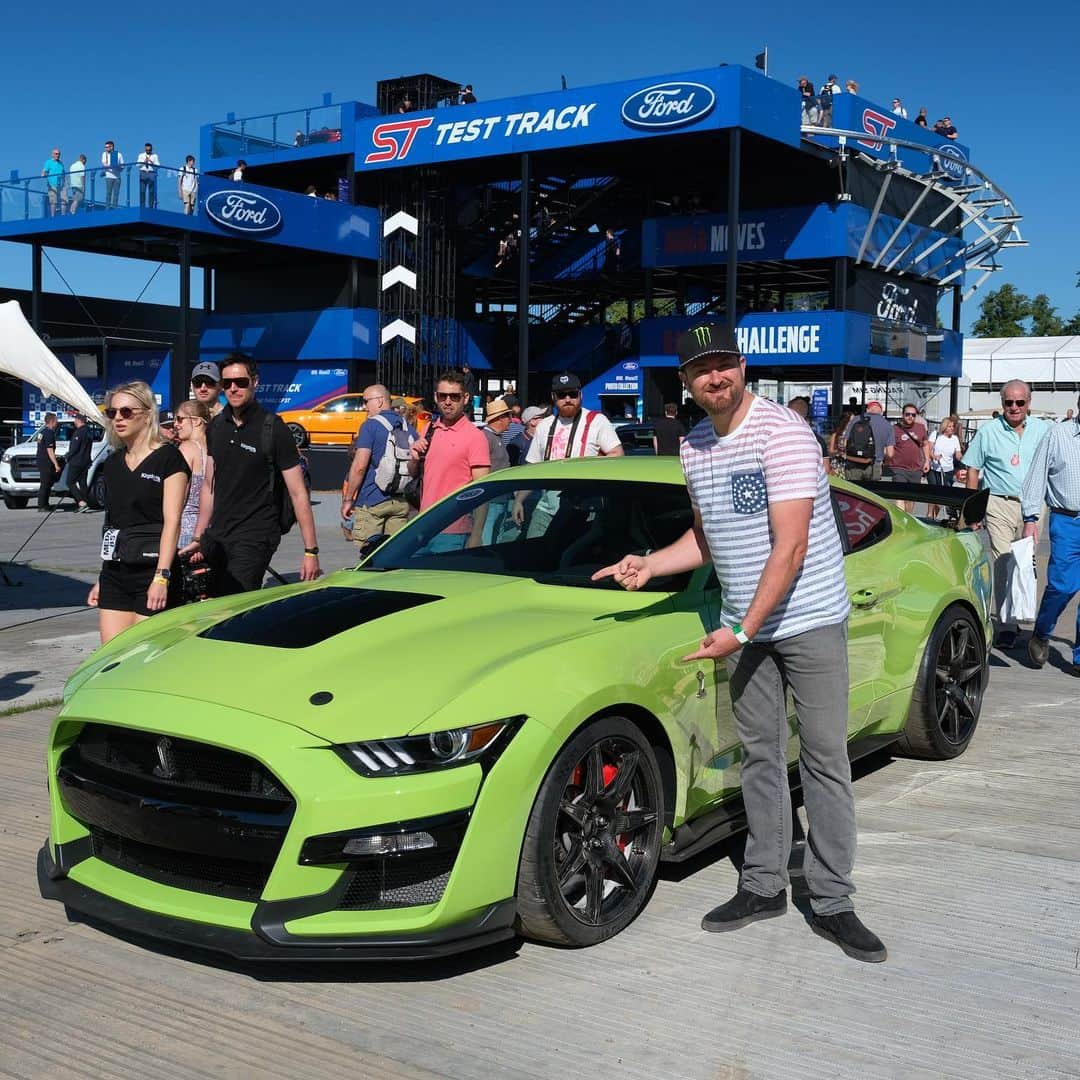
[1063,312,1080,335]
[1029,293,1064,336]
[972,283,1030,337]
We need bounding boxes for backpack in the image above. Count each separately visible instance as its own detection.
[262,414,297,534]
[372,414,414,495]
[845,416,877,462]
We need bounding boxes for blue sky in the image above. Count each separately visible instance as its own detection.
[1,0,1076,333]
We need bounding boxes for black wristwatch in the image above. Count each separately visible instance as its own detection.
[1022,515,1038,524]
[155,567,172,581]
[304,546,320,556]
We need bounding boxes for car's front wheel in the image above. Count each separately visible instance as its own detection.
[897,604,986,760]
[516,716,664,947]
[88,472,107,511]
[2,493,29,509]
[288,423,309,449]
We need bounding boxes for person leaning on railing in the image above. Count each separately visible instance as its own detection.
[67,154,87,213]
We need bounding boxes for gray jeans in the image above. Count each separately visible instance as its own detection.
[726,620,856,915]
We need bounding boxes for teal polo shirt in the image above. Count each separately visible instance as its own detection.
[42,159,64,189]
[961,414,1049,497]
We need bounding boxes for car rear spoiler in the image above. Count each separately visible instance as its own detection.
[854,482,989,529]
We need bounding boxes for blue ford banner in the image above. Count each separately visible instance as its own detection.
[204,189,283,233]
[355,66,797,170]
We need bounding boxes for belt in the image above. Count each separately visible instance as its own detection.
[1050,506,1080,518]
[989,493,1020,502]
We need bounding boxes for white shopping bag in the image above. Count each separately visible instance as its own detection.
[1000,535,1037,624]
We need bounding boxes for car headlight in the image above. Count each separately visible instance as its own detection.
[1,450,12,464]
[334,716,524,777]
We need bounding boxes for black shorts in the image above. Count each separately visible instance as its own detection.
[97,562,154,616]
[202,530,279,596]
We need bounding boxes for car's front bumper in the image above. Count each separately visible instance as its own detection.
[38,841,517,961]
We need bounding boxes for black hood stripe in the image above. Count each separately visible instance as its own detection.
[199,588,439,649]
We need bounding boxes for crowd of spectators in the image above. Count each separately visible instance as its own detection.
[796,74,959,140]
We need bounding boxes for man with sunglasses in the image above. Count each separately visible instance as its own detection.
[961,380,1049,649]
[190,362,223,417]
[525,373,623,466]
[888,403,931,513]
[408,371,490,550]
[182,354,320,594]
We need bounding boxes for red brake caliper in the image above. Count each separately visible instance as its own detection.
[600,763,630,851]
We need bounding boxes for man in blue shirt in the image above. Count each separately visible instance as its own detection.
[1022,394,1080,675]
[341,384,416,546]
[41,149,66,216]
[962,380,1049,648]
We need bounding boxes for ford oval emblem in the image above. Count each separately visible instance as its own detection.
[621,82,716,130]
[623,361,640,370]
[205,189,282,233]
[936,144,967,182]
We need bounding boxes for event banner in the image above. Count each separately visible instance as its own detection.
[847,267,940,327]
[354,66,797,171]
[642,204,965,279]
[253,365,349,413]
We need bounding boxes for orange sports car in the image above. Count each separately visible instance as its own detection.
[278,394,430,448]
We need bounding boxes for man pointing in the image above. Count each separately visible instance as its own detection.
[594,323,886,963]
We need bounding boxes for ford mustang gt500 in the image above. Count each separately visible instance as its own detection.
[38,458,992,960]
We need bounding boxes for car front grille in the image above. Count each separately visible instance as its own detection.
[59,724,294,902]
[337,850,458,910]
[90,826,270,902]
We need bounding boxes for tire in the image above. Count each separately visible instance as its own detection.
[896,604,987,760]
[2,494,29,509]
[516,716,664,947]
[89,472,107,511]
[288,423,309,449]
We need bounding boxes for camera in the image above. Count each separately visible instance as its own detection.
[180,557,212,602]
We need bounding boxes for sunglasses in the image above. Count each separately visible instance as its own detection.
[104,406,145,420]
[435,391,463,401]
[902,412,917,418]
[1003,399,1027,407]
[221,377,252,389]
[555,390,580,399]
[191,376,217,389]
[362,396,385,406]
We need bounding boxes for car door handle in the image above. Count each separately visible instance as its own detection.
[851,587,900,609]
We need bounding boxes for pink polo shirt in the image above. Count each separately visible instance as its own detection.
[421,415,491,531]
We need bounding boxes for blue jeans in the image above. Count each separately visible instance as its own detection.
[1034,512,1080,663]
[139,173,157,208]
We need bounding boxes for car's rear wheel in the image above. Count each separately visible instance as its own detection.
[516,717,663,947]
[897,604,986,760]
[2,493,29,509]
[88,472,107,511]
[288,423,309,449]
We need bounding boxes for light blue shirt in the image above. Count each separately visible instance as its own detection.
[961,414,1049,498]
[1021,419,1080,517]
[41,159,64,189]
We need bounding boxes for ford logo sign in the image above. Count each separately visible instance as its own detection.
[621,82,716,130]
[622,361,640,370]
[205,190,282,233]
[936,144,967,182]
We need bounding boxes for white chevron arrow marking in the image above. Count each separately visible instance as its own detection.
[383,210,419,237]
[381,319,416,345]
[381,265,417,291]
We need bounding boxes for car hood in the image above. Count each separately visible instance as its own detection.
[73,570,656,744]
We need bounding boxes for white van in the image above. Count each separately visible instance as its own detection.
[0,419,109,509]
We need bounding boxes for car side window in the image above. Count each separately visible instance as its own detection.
[832,491,891,555]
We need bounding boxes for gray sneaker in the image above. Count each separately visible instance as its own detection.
[1028,634,1050,668]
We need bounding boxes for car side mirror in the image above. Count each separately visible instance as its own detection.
[357,533,389,561]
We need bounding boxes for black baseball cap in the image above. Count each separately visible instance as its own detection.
[551,372,582,392]
[676,323,742,368]
[159,410,176,427]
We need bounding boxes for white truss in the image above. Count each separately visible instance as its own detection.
[803,126,1026,302]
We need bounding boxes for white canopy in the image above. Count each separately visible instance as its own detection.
[0,300,100,420]
[963,335,1080,385]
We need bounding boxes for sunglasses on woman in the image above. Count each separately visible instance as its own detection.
[221,377,251,389]
[104,406,146,420]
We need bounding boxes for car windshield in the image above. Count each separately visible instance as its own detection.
[28,421,104,443]
[363,478,695,591]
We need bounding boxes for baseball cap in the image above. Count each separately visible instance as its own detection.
[521,406,547,424]
[390,395,406,409]
[485,398,512,421]
[675,323,741,368]
[159,410,176,427]
[191,361,220,383]
[866,400,884,411]
[551,372,582,392]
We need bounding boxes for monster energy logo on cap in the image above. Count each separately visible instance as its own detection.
[676,321,741,367]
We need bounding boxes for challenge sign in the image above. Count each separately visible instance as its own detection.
[205,190,282,233]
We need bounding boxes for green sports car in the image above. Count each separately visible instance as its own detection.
[38,458,992,960]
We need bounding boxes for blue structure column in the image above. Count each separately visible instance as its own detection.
[517,152,531,403]
[725,130,741,325]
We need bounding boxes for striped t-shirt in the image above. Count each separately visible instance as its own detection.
[681,396,850,641]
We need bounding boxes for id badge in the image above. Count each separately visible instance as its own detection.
[100,528,120,561]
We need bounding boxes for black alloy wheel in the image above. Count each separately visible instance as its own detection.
[89,472,107,511]
[898,604,986,759]
[517,717,664,947]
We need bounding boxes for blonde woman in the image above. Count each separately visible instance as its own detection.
[175,399,211,550]
[926,415,963,521]
[88,381,190,644]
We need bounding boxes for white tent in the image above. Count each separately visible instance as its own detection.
[962,335,1080,386]
[0,300,100,420]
